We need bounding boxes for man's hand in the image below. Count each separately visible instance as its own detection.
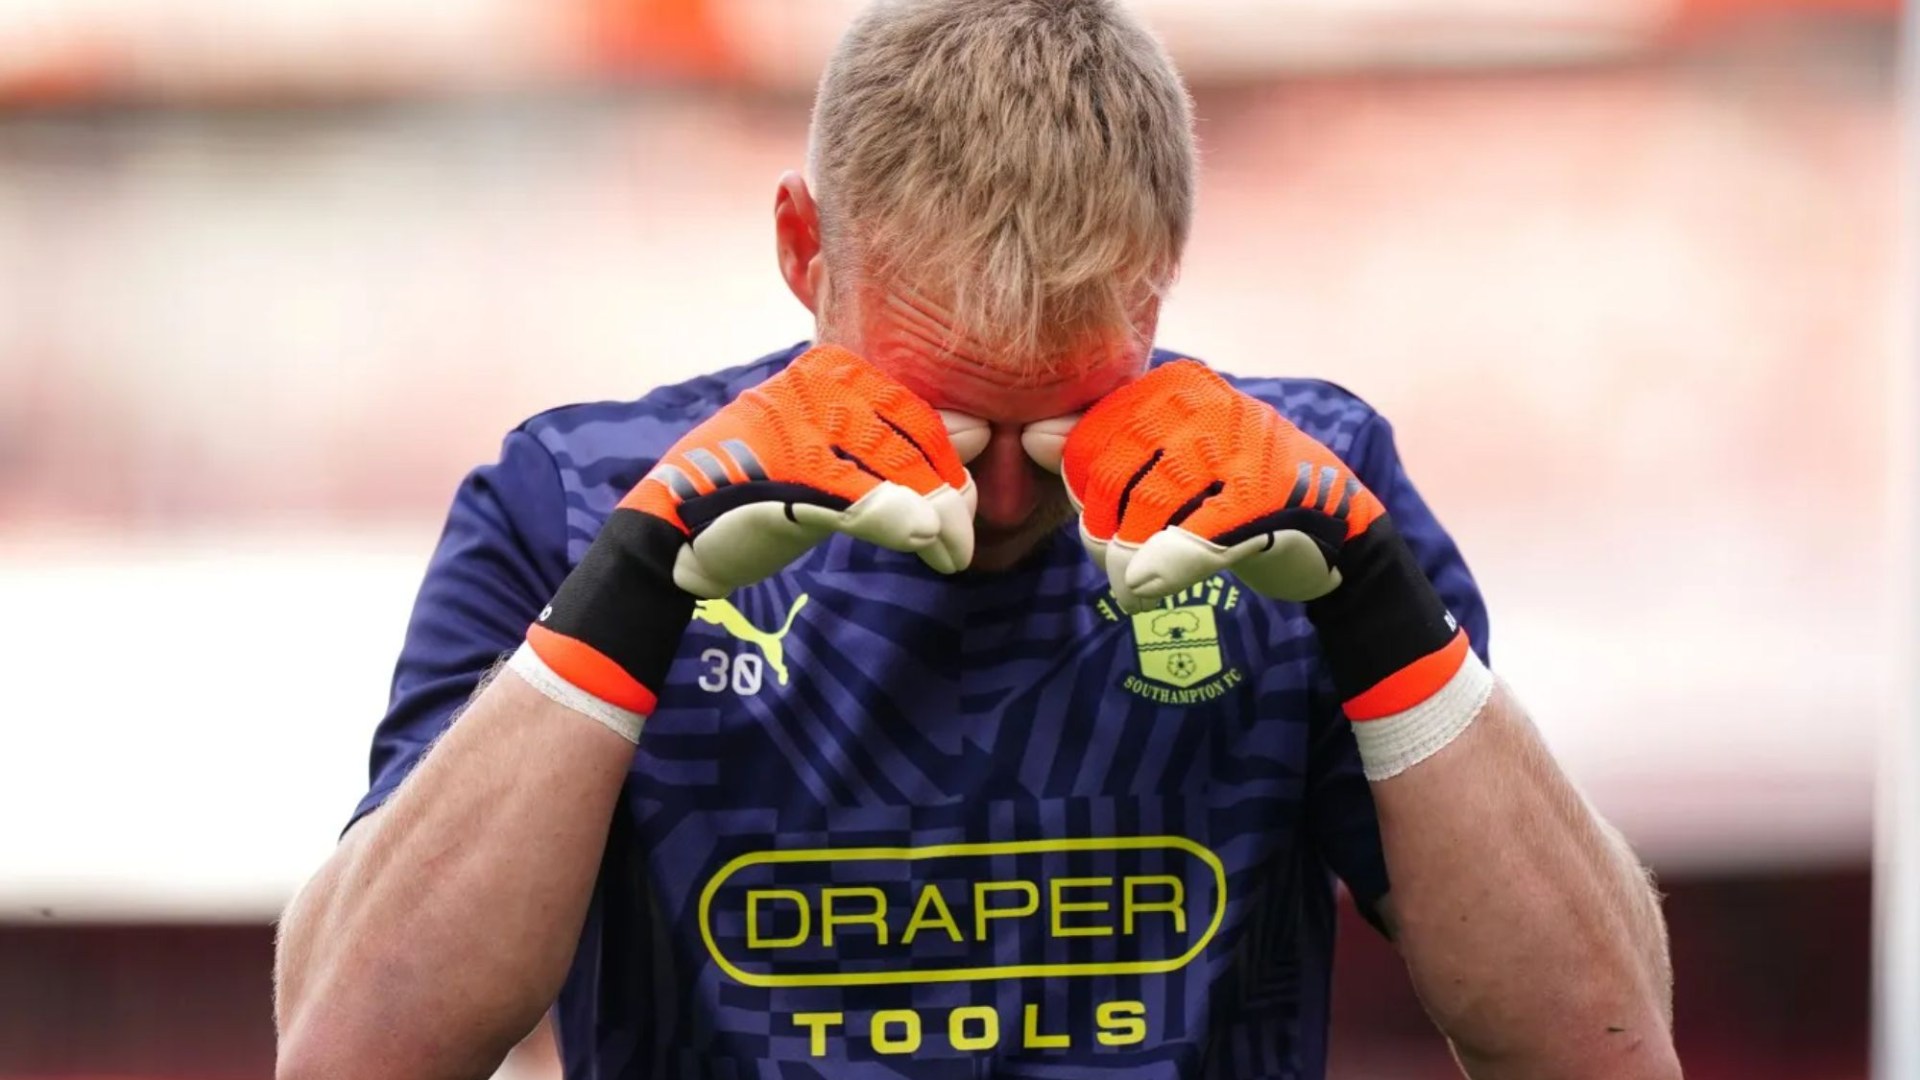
[515,344,976,728]
[1049,357,1383,608]
[277,346,980,1080]
[1046,359,1490,778]
[1041,360,1678,1078]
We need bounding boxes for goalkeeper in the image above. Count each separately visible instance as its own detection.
[274,2,1678,1077]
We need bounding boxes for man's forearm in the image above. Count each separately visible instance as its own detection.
[275,671,636,1080]
[1370,681,1678,1080]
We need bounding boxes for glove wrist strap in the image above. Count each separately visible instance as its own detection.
[1348,651,1494,780]
[1305,517,1464,706]
[507,641,648,743]
[1306,516,1490,776]
[524,509,697,721]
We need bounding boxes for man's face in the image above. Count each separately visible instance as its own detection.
[770,175,1155,569]
[841,286,1151,572]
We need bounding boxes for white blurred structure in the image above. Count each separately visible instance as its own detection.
[1872,11,1917,1079]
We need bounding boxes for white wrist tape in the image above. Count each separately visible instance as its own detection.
[506,640,646,744]
[1351,651,1495,781]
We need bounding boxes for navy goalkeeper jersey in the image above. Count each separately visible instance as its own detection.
[353,342,1489,1080]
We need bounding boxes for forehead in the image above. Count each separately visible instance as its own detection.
[852,282,1153,422]
[886,349,1144,425]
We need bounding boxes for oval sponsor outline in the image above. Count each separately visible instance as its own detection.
[697,835,1227,989]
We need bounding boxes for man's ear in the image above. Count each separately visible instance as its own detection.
[774,172,825,314]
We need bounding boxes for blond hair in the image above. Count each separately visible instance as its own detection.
[810,0,1196,375]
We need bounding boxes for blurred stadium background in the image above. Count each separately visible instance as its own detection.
[0,0,1902,1077]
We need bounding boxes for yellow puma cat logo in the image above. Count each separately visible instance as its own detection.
[692,595,810,685]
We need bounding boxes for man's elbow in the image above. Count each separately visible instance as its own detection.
[277,1009,382,1080]
[1632,1037,1686,1080]
[1511,1030,1682,1080]
[276,990,412,1080]
[275,944,530,1080]
[1448,1003,1682,1080]
[276,1015,346,1080]
[277,1007,495,1080]
[274,946,471,1080]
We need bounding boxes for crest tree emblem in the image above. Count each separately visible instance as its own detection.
[1130,605,1223,690]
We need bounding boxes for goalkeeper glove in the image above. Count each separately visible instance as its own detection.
[508,345,976,739]
[1045,359,1492,779]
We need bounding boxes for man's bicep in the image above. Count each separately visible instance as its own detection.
[349,429,569,832]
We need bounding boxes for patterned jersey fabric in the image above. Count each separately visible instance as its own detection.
[352,342,1490,1080]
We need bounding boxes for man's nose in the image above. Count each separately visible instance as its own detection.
[971,426,1043,528]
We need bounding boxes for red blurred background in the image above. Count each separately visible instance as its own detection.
[0,0,1900,1077]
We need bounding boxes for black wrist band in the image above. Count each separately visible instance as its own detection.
[540,508,698,698]
[1304,516,1460,703]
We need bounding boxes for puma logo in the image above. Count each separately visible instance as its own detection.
[692,595,810,685]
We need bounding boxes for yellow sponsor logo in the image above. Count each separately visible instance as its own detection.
[698,836,1227,989]
[787,1000,1150,1057]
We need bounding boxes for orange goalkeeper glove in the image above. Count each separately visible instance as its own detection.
[509,345,976,737]
[1048,360,1492,778]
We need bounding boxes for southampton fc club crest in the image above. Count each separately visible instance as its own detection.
[1098,576,1248,705]
[1134,607,1221,687]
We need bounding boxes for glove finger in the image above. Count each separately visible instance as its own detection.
[1058,463,1085,515]
[1069,445,1156,546]
[1104,539,1149,615]
[1121,528,1240,606]
[868,423,952,497]
[914,480,977,574]
[675,502,832,598]
[940,411,992,466]
[870,394,969,493]
[1077,515,1112,581]
[793,480,944,555]
[774,345,967,496]
[1021,414,1080,475]
[1125,524,1343,606]
[1228,529,1343,602]
[1058,361,1210,504]
[1178,458,1378,552]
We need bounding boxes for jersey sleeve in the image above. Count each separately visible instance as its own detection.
[1304,409,1490,926]
[346,428,571,832]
